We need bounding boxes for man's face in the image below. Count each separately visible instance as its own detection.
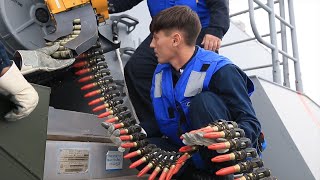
[150,30,176,64]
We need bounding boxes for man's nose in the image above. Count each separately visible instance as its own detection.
[150,38,155,48]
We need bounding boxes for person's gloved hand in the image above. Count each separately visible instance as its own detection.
[100,115,147,151]
[0,62,38,121]
[110,123,147,146]
[181,120,240,153]
[13,44,75,75]
[178,120,276,179]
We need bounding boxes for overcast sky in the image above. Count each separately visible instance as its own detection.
[230,0,320,103]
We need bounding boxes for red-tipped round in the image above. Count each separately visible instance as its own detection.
[119,129,127,135]
[75,68,90,75]
[137,165,151,177]
[114,123,123,129]
[120,135,131,141]
[215,166,237,176]
[78,76,93,83]
[73,61,88,68]
[179,146,195,153]
[211,154,231,163]
[81,83,97,90]
[189,126,210,134]
[166,165,176,180]
[202,128,215,133]
[177,153,190,164]
[129,158,145,169]
[124,151,140,159]
[84,90,100,98]
[93,104,107,112]
[105,117,118,123]
[159,169,168,180]
[88,98,103,106]
[98,111,112,118]
[208,142,228,150]
[149,168,160,180]
[190,126,216,134]
[203,132,222,139]
[121,142,136,148]
[173,163,183,175]
[189,129,200,134]
[75,54,87,60]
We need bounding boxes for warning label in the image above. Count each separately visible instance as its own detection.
[106,151,123,170]
[58,149,89,174]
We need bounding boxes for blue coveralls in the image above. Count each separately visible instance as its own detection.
[0,42,11,74]
[129,48,260,180]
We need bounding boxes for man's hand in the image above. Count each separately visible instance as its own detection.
[14,44,75,75]
[0,62,39,121]
[201,34,221,52]
[178,120,276,179]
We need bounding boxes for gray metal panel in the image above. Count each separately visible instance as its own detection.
[250,76,318,180]
[43,141,138,180]
[0,84,51,180]
[47,93,132,138]
[47,107,107,137]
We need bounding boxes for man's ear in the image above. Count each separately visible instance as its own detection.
[172,32,182,47]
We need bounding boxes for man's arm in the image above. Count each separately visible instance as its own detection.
[205,0,230,39]
[202,0,230,51]
[0,43,74,121]
[108,0,144,13]
[0,42,11,76]
[209,64,261,144]
[0,42,39,121]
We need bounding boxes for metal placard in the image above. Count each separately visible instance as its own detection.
[58,149,89,174]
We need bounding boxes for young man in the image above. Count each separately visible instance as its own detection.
[147,6,261,179]
[109,0,230,137]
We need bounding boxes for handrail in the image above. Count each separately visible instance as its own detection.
[279,0,290,87]
[243,62,283,71]
[247,0,275,50]
[225,0,303,91]
[221,31,281,48]
[229,0,279,18]
[253,0,294,29]
[288,0,303,92]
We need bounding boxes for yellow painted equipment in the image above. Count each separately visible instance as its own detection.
[45,0,109,20]
[91,0,110,21]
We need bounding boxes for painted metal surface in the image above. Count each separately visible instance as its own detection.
[251,76,319,180]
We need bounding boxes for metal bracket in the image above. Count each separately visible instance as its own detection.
[97,29,120,53]
[110,14,139,33]
[44,4,99,55]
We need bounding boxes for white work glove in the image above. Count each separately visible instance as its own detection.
[13,44,75,75]
[0,62,39,121]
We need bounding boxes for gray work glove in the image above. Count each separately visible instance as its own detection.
[107,123,147,152]
[13,44,75,75]
[182,131,228,153]
[0,62,39,121]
